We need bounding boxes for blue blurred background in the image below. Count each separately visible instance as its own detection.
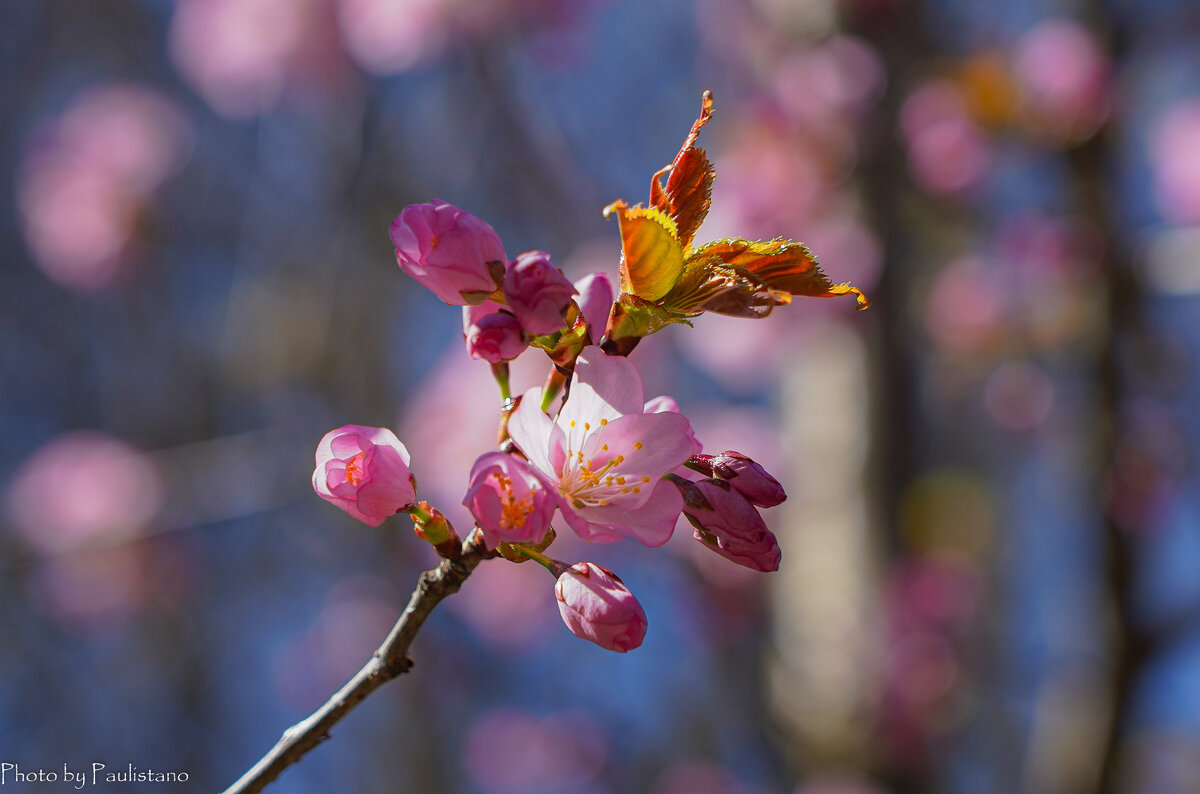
[4,0,1200,792]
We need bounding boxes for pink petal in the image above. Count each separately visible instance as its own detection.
[507,387,556,474]
[585,412,695,479]
[574,481,683,547]
[558,347,644,432]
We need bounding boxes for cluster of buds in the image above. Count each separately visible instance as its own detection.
[311,93,868,653]
[670,452,789,573]
[390,200,603,366]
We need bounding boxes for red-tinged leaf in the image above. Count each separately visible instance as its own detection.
[603,200,684,302]
[687,238,871,310]
[662,257,790,318]
[650,91,716,249]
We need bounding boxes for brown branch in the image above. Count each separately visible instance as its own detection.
[221,532,494,794]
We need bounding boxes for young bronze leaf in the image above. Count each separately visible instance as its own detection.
[649,91,716,249]
[603,200,685,302]
[663,258,790,318]
[689,238,871,309]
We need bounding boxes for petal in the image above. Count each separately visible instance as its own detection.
[560,503,627,544]
[588,412,695,479]
[575,480,683,547]
[643,395,680,413]
[507,387,555,475]
[559,346,644,428]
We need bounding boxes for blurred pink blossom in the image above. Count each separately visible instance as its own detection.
[923,256,1006,353]
[464,708,607,792]
[5,432,163,554]
[444,553,557,652]
[400,345,550,534]
[1150,99,1200,225]
[774,36,884,130]
[706,128,828,240]
[31,548,148,629]
[336,0,450,73]
[983,360,1056,431]
[901,80,993,195]
[1013,19,1110,142]
[652,761,749,794]
[17,85,192,291]
[169,0,345,118]
[274,576,401,709]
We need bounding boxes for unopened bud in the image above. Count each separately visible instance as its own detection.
[411,502,460,558]
[688,450,786,508]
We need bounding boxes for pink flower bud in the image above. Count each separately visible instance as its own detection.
[555,562,647,652]
[463,452,559,549]
[693,450,786,508]
[573,271,614,341]
[390,200,506,305]
[502,250,577,336]
[681,479,781,572]
[463,301,527,363]
[312,425,417,527]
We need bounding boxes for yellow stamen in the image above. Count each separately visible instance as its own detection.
[344,452,366,485]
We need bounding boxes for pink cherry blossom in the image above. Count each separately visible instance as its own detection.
[572,271,614,341]
[900,80,993,195]
[17,84,192,291]
[1150,99,1200,225]
[390,200,506,305]
[502,250,577,335]
[679,479,781,572]
[463,452,558,549]
[554,562,647,652]
[463,301,526,363]
[1013,19,1110,142]
[312,425,417,526]
[507,346,695,546]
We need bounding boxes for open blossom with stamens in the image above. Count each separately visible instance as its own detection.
[312,425,417,526]
[507,346,695,546]
[463,452,557,549]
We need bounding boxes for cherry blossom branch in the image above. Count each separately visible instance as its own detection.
[221,532,493,794]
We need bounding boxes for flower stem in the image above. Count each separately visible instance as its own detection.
[491,362,512,402]
[511,544,568,577]
[540,368,567,413]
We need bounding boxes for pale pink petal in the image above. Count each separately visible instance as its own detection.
[558,347,644,435]
[643,395,680,413]
[575,480,683,547]
[507,387,556,474]
[587,412,695,480]
[559,505,627,544]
